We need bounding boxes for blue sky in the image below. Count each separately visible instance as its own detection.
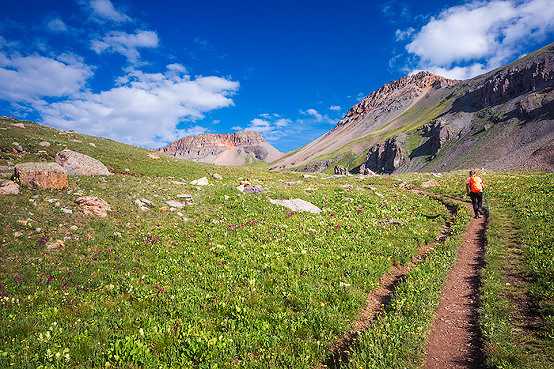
[1,0,553,152]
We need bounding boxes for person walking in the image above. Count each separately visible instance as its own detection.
[466,170,485,218]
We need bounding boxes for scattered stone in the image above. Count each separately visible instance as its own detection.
[71,139,82,143]
[166,200,185,209]
[243,185,265,194]
[176,194,194,203]
[334,166,350,175]
[69,225,78,230]
[139,198,155,207]
[89,143,96,147]
[0,180,20,195]
[47,198,59,203]
[11,123,24,128]
[421,179,439,188]
[302,174,316,178]
[284,181,302,187]
[14,232,23,238]
[125,168,130,172]
[15,162,68,189]
[236,185,245,193]
[60,208,73,214]
[432,173,443,178]
[190,177,209,186]
[148,153,160,160]
[375,192,385,198]
[377,220,406,228]
[55,149,111,175]
[75,196,111,217]
[268,198,322,213]
[12,142,25,153]
[212,173,223,180]
[159,204,169,211]
[360,168,377,176]
[39,141,51,147]
[46,240,65,250]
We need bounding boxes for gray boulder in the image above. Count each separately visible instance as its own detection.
[55,149,111,175]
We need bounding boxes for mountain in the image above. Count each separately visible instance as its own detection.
[158,131,283,166]
[270,43,554,174]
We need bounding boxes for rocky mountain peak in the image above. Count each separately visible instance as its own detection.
[334,72,459,129]
[158,131,282,165]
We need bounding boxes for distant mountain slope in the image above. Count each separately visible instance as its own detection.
[270,42,554,174]
[158,131,282,166]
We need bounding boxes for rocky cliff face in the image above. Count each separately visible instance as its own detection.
[469,53,554,108]
[159,131,282,165]
[360,135,408,174]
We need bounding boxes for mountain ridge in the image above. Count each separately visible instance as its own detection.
[158,131,282,166]
[270,42,554,174]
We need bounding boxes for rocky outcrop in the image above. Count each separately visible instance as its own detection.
[470,52,554,108]
[15,162,68,189]
[159,131,282,165]
[421,119,455,155]
[55,150,111,176]
[334,166,349,175]
[360,135,408,174]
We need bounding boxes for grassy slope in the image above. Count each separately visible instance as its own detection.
[1,119,452,368]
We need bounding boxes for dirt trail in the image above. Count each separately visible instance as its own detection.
[321,195,456,369]
[424,206,487,369]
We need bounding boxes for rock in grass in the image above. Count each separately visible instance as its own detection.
[421,179,439,188]
[75,196,111,217]
[190,177,209,186]
[243,185,265,194]
[166,200,185,209]
[15,162,68,189]
[55,149,111,176]
[268,198,321,213]
[0,180,20,195]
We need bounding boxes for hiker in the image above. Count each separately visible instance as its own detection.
[466,170,484,218]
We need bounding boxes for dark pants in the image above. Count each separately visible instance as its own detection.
[470,191,483,216]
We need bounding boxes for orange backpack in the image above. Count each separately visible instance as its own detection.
[469,176,483,192]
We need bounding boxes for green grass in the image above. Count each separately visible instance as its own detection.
[346,196,472,368]
[411,171,554,368]
[1,117,553,368]
[0,148,450,368]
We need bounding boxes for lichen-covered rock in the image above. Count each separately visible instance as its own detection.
[0,180,20,195]
[55,149,111,176]
[75,196,111,217]
[15,162,68,189]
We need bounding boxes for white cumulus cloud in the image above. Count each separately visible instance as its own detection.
[38,65,239,148]
[402,0,554,79]
[233,115,293,141]
[91,30,159,63]
[0,53,93,102]
[88,0,131,23]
